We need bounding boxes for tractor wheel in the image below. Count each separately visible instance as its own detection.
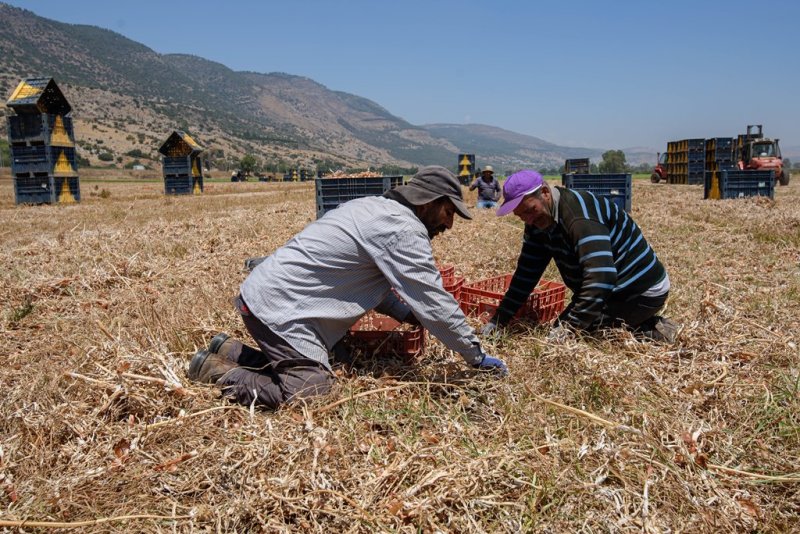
[650,173,661,184]
[779,169,790,186]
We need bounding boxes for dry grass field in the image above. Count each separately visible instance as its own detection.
[0,173,798,532]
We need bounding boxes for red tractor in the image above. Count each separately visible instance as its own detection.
[736,125,790,185]
[650,152,668,183]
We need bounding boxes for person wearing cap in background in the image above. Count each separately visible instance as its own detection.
[189,165,508,409]
[482,170,678,343]
[469,165,501,209]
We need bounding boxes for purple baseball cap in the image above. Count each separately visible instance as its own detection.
[496,170,545,216]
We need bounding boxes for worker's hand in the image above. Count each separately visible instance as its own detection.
[473,353,509,377]
[545,324,575,344]
[480,320,499,337]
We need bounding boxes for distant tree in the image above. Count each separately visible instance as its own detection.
[98,152,114,162]
[599,150,627,173]
[536,166,559,176]
[240,154,258,174]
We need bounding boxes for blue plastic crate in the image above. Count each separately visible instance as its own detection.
[561,173,632,212]
[13,175,80,204]
[315,176,404,219]
[53,176,80,203]
[564,158,590,174]
[704,170,774,200]
[164,175,199,195]
[688,161,705,172]
[457,154,476,185]
[688,171,704,185]
[162,156,192,177]
[687,138,705,152]
[10,145,77,176]
[13,175,53,204]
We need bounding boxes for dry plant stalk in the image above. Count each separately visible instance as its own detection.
[0,178,798,532]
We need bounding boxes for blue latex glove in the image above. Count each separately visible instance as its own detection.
[473,353,509,377]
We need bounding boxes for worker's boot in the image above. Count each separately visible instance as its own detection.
[188,349,238,384]
[644,316,680,343]
[209,332,238,361]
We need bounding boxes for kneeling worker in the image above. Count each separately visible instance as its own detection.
[484,170,678,342]
[189,166,508,408]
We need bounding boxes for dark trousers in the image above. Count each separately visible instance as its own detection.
[564,291,669,331]
[215,296,334,409]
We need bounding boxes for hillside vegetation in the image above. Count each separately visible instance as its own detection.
[0,3,638,173]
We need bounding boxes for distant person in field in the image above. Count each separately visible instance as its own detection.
[189,166,508,408]
[469,165,501,209]
[482,170,678,343]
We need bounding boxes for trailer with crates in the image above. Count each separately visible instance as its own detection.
[653,125,789,186]
[158,131,204,195]
[5,78,80,205]
[561,173,632,212]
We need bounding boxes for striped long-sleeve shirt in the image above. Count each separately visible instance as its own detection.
[241,195,483,369]
[494,186,666,329]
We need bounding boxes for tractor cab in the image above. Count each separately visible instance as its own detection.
[736,124,788,184]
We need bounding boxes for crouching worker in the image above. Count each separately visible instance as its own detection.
[188,166,508,408]
[483,170,678,343]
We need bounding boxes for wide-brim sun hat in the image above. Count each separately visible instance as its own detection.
[395,165,473,220]
[496,170,544,216]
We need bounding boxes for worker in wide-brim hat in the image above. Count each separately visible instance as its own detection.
[469,164,500,209]
[189,165,508,409]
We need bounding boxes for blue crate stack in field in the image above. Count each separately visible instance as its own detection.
[5,78,80,205]
[158,131,204,195]
[315,175,404,219]
[704,170,774,200]
[666,138,705,184]
[561,173,632,212]
[457,154,475,186]
[704,138,735,174]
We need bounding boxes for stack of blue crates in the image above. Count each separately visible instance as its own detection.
[6,78,80,204]
[561,173,632,212]
[158,131,204,195]
[315,176,404,219]
[705,138,736,174]
[704,170,774,200]
[687,139,705,185]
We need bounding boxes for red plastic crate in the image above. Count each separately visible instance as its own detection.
[441,275,464,301]
[345,312,425,360]
[437,263,455,278]
[460,275,567,324]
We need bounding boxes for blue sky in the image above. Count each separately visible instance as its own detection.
[4,0,799,151]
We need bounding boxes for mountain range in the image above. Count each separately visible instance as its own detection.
[0,3,654,172]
